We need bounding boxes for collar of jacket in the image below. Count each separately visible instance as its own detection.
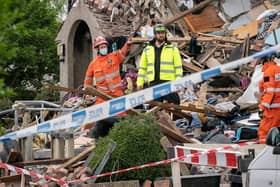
[149,38,171,46]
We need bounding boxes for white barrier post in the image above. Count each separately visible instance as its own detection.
[171,161,182,187]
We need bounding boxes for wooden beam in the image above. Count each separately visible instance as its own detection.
[199,46,219,65]
[182,61,203,72]
[57,144,95,169]
[13,158,69,167]
[165,0,189,36]
[131,36,243,44]
[180,51,205,68]
[157,111,182,134]
[207,87,243,92]
[158,122,195,143]
[149,100,229,117]
[164,0,218,25]
[44,84,140,115]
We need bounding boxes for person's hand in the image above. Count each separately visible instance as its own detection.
[83,85,93,90]
[137,86,143,91]
[127,36,133,45]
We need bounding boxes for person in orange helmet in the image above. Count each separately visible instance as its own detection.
[258,52,280,143]
[84,36,131,138]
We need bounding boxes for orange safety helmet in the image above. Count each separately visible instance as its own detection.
[93,36,108,48]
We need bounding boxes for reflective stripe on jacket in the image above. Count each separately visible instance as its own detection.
[136,43,183,87]
[84,48,127,102]
[260,61,280,109]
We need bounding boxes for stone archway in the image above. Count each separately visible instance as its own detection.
[72,21,92,88]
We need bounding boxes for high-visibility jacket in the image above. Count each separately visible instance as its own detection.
[259,61,276,97]
[259,61,280,109]
[136,43,183,87]
[84,43,129,105]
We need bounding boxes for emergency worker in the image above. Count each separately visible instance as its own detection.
[84,36,131,104]
[84,36,131,138]
[258,52,280,142]
[136,24,183,104]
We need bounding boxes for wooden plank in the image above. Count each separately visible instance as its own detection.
[131,36,243,44]
[199,46,219,65]
[6,151,23,164]
[180,51,205,68]
[197,83,207,108]
[160,107,192,119]
[171,161,182,187]
[0,175,22,186]
[184,5,225,33]
[85,87,140,115]
[164,0,218,25]
[44,84,140,115]
[160,136,173,152]
[158,122,195,143]
[182,61,203,72]
[13,158,69,167]
[197,32,244,44]
[205,57,221,68]
[157,111,181,134]
[165,0,189,36]
[145,106,161,114]
[207,87,243,92]
[57,144,95,169]
[232,21,258,39]
[149,100,229,117]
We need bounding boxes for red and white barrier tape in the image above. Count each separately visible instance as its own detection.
[175,147,241,168]
[67,140,259,184]
[0,162,67,186]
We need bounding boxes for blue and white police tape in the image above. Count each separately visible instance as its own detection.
[1,45,280,141]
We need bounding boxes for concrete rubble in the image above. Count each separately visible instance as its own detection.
[0,0,280,186]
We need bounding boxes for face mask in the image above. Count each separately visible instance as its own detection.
[99,48,108,55]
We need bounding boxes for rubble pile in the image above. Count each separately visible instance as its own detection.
[0,0,280,186]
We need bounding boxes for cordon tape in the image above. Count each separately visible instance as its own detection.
[0,140,259,186]
[0,45,279,141]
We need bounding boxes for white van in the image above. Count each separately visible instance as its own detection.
[246,127,280,187]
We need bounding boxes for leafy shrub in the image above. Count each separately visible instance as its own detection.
[90,114,171,183]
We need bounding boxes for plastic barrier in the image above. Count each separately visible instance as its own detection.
[66,140,258,184]
[175,146,241,168]
[0,45,279,141]
[0,141,258,186]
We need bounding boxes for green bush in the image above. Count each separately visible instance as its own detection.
[90,114,171,183]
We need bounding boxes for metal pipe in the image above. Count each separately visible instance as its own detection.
[14,110,19,127]
[0,108,15,116]
[15,100,61,108]
[24,107,75,112]
[40,103,44,122]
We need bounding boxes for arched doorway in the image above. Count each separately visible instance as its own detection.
[73,21,92,88]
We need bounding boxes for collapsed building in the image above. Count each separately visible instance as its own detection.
[0,0,280,186]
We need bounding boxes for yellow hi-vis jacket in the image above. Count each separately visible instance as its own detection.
[136,43,183,87]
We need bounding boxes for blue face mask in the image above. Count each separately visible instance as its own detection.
[99,48,108,55]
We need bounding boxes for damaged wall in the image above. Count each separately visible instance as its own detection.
[56,1,103,90]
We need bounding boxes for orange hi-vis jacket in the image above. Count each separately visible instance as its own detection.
[259,61,276,100]
[84,43,129,105]
[258,61,280,141]
[259,61,280,109]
